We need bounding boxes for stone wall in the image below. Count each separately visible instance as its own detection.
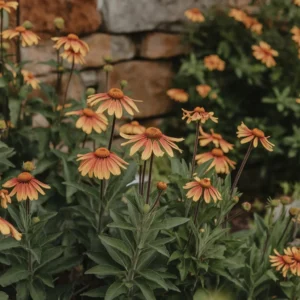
[16,0,231,121]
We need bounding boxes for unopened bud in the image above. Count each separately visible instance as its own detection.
[252,199,264,212]
[86,87,96,97]
[23,161,35,172]
[270,199,280,208]
[22,20,33,30]
[103,64,113,73]
[54,17,65,30]
[120,80,128,89]
[103,55,113,63]
[289,207,300,217]
[233,196,239,203]
[143,204,151,214]
[280,196,293,205]
[32,217,40,224]
[199,228,205,233]
[242,202,251,212]
[157,181,167,191]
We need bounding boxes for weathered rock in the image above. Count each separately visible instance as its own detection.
[140,33,188,59]
[16,0,101,37]
[100,0,227,33]
[83,34,135,68]
[104,61,174,118]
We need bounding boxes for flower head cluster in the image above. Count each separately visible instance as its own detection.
[119,121,145,135]
[252,41,278,68]
[204,55,225,71]
[184,8,205,23]
[229,8,262,34]
[270,247,300,277]
[167,88,189,103]
[3,26,40,47]
[182,107,218,124]
[21,70,40,90]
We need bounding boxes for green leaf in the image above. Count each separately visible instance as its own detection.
[81,287,106,298]
[148,244,169,257]
[135,280,155,300]
[100,235,132,258]
[152,217,190,230]
[107,221,135,231]
[0,266,30,287]
[105,281,126,300]
[35,247,64,272]
[63,181,99,198]
[29,280,46,300]
[85,264,124,276]
[16,281,29,300]
[0,292,8,300]
[138,270,168,290]
[0,237,20,251]
[36,274,54,288]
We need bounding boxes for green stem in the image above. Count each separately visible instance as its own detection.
[141,160,147,196]
[16,0,21,64]
[146,153,154,204]
[25,199,32,272]
[191,121,200,178]
[108,115,116,150]
[149,190,163,212]
[82,134,88,148]
[97,180,104,234]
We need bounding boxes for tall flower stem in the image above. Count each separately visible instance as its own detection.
[141,160,147,195]
[25,199,32,272]
[55,50,62,94]
[231,142,253,197]
[150,190,163,212]
[108,115,116,150]
[82,134,88,148]
[191,121,200,178]
[0,9,4,71]
[139,164,142,194]
[97,180,104,234]
[146,154,154,205]
[16,0,21,64]
[59,58,75,122]
[105,71,109,91]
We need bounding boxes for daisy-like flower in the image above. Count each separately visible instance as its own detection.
[65,108,108,134]
[183,177,222,203]
[284,247,300,276]
[21,70,40,90]
[228,8,247,22]
[291,26,300,46]
[0,0,18,13]
[182,107,218,124]
[237,122,274,151]
[119,121,145,135]
[252,41,278,68]
[243,16,263,35]
[0,217,21,240]
[204,55,225,71]
[52,34,89,56]
[120,127,184,160]
[196,84,211,98]
[2,26,40,47]
[294,0,300,6]
[60,49,85,65]
[270,249,294,277]
[184,8,205,23]
[167,88,189,103]
[87,88,140,119]
[0,189,11,209]
[77,147,128,180]
[196,148,236,174]
[199,127,233,153]
[3,172,50,202]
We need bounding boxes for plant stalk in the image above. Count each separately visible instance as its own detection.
[191,121,200,178]
[97,180,104,234]
[16,0,21,64]
[141,160,147,195]
[278,216,292,246]
[149,190,163,212]
[108,115,116,150]
[146,153,154,204]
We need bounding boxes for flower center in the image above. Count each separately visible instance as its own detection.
[194,107,205,113]
[15,26,26,33]
[94,147,110,158]
[282,255,294,264]
[252,128,265,138]
[17,172,33,183]
[131,121,139,126]
[108,88,124,99]
[198,178,211,188]
[190,8,200,14]
[212,133,222,140]
[212,148,224,157]
[83,108,96,117]
[67,33,79,40]
[145,127,163,139]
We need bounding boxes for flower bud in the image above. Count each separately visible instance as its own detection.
[252,199,264,212]
[270,199,280,208]
[54,17,65,30]
[157,181,167,191]
[120,80,128,89]
[143,204,151,214]
[22,20,33,30]
[242,202,251,212]
[280,196,293,205]
[103,64,113,73]
[86,87,96,97]
[233,196,239,203]
[199,228,205,233]
[103,55,113,63]
[32,217,40,224]
[289,207,300,217]
[23,161,35,172]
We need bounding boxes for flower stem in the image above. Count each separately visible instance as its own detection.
[16,0,21,64]
[146,153,154,204]
[231,142,253,197]
[56,49,62,94]
[108,115,116,150]
[97,180,104,234]
[149,190,163,212]
[105,71,109,91]
[278,216,292,246]
[185,200,201,251]
[0,9,4,71]
[82,134,88,148]
[25,199,32,272]
[141,160,147,195]
[191,121,200,178]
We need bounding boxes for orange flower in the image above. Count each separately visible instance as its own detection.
[2,26,40,47]
[184,8,205,23]
[294,0,300,6]
[252,41,278,68]
[21,70,40,90]
[3,172,50,202]
[87,88,140,119]
[77,147,128,179]
[60,49,85,65]
[296,98,300,104]
[0,189,11,209]
[0,0,18,13]
[243,16,263,35]
[237,122,274,151]
[0,217,22,240]
[65,108,108,134]
[167,88,189,103]
[199,127,233,153]
[204,55,225,71]
[52,34,89,56]
[182,107,218,124]
[291,26,300,46]
[196,148,236,174]
[56,103,72,111]
[120,127,184,160]
[183,177,222,203]
[228,8,247,22]
[196,84,211,98]
[284,247,300,276]
[119,121,146,135]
